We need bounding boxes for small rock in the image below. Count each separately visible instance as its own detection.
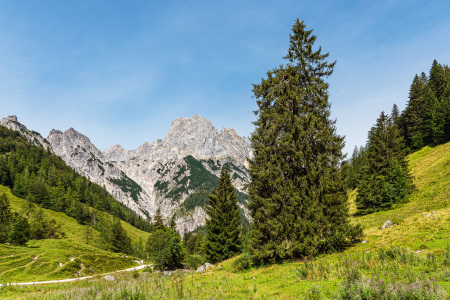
[103,275,115,281]
[382,220,393,230]
[69,257,75,262]
[197,265,206,273]
[415,250,423,254]
[5,242,10,246]
[423,214,431,218]
[204,262,213,269]
[163,271,172,276]
[366,251,370,253]
[252,277,255,279]
[433,217,439,220]
[362,240,367,244]
[432,211,437,215]
[218,266,223,270]
[59,263,63,267]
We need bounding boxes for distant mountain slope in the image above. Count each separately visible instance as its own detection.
[1,115,252,235]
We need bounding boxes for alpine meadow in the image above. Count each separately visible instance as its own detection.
[1,5,450,299]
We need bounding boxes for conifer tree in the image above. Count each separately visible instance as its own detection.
[205,166,241,263]
[9,216,30,245]
[0,193,13,243]
[356,112,413,214]
[248,19,362,263]
[153,208,165,230]
[110,219,132,254]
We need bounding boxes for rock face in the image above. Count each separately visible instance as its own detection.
[99,115,253,235]
[0,115,51,150]
[47,128,154,217]
[1,115,252,235]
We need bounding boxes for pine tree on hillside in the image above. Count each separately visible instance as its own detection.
[402,73,429,149]
[0,193,13,243]
[429,60,447,101]
[205,166,241,263]
[110,219,132,254]
[153,208,165,230]
[356,112,413,214]
[248,19,362,263]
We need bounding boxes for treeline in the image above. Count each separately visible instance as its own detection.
[399,60,450,150]
[348,60,450,214]
[0,125,151,232]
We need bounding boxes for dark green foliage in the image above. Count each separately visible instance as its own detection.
[153,208,165,230]
[169,215,176,231]
[107,174,143,203]
[29,207,65,240]
[8,216,30,245]
[146,228,185,270]
[248,19,362,264]
[232,252,252,272]
[0,193,13,242]
[345,146,369,191]
[205,166,242,263]
[110,219,132,254]
[186,254,205,269]
[0,125,151,233]
[356,112,413,214]
[184,231,205,256]
[399,60,450,150]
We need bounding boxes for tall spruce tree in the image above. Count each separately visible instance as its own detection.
[356,112,413,214]
[205,166,241,263]
[248,19,362,263]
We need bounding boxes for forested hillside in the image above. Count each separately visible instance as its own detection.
[0,125,151,232]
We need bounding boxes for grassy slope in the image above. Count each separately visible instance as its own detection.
[187,142,450,298]
[0,185,150,282]
[2,142,450,299]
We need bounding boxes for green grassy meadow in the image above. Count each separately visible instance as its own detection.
[0,185,150,283]
[1,142,450,299]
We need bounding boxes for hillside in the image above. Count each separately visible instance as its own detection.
[2,142,449,299]
[0,185,150,283]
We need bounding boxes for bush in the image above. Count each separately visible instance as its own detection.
[142,266,153,273]
[232,253,252,272]
[186,255,205,269]
[336,277,447,299]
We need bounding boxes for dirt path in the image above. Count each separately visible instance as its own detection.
[0,264,152,287]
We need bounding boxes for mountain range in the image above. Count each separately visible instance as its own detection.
[0,115,252,235]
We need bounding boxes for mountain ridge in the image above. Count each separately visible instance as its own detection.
[1,114,252,235]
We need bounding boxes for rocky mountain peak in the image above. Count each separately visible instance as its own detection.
[49,129,63,136]
[4,115,18,122]
[163,115,227,159]
[103,144,130,162]
[1,115,51,150]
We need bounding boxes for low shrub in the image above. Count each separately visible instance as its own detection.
[232,253,252,272]
[186,254,205,269]
[336,277,447,299]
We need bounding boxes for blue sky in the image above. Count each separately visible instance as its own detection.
[1,0,450,155]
